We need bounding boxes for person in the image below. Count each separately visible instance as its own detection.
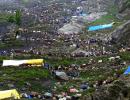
[44,63,50,69]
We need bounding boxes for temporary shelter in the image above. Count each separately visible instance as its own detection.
[124,66,130,75]
[88,22,114,31]
[3,59,44,67]
[0,89,20,99]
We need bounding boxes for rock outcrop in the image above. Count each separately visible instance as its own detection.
[110,20,130,43]
[82,76,130,100]
[115,0,130,13]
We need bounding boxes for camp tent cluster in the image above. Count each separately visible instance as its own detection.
[2,59,44,67]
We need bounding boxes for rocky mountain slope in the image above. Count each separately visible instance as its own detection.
[82,75,130,100]
[109,0,130,45]
[0,0,130,100]
[110,20,130,43]
[115,0,130,13]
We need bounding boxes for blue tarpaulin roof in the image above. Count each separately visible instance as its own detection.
[124,66,130,75]
[88,22,114,31]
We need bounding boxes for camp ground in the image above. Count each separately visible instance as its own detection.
[88,22,115,31]
[0,89,20,99]
[2,59,44,67]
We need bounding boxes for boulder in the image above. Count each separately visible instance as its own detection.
[44,92,52,98]
[55,71,69,81]
[7,83,15,88]
[80,84,89,90]
[67,71,79,77]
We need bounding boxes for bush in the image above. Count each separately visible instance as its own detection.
[108,85,121,97]
[119,52,130,61]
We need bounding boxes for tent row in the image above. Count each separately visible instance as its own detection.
[2,59,44,67]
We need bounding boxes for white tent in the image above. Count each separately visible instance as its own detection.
[3,59,44,67]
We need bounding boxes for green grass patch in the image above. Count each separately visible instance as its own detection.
[80,69,107,82]
[119,51,130,61]
[45,57,90,67]
[0,39,24,49]
[0,13,15,23]
[91,14,116,25]
[14,68,49,79]
[0,67,49,81]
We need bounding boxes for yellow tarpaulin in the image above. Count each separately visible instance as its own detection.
[0,89,20,99]
[26,59,43,65]
[3,59,44,66]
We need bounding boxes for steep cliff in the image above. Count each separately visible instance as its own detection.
[116,0,130,13]
[111,20,130,43]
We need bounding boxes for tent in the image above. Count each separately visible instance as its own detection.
[124,66,130,75]
[0,89,20,99]
[88,22,114,31]
[3,59,44,67]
